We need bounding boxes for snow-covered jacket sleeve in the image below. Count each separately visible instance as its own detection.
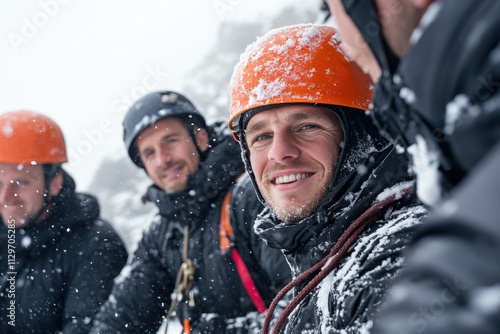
[322,205,427,333]
[373,145,500,334]
[90,217,174,334]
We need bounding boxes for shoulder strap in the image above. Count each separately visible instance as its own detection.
[219,191,268,313]
[219,191,234,253]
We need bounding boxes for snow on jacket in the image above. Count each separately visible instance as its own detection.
[0,171,128,334]
[360,1,500,333]
[90,122,291,334]
[249,108,428,333]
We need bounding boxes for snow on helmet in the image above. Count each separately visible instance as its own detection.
[123,90,207,167]
[229,24,374,141]
[0,110,68,164]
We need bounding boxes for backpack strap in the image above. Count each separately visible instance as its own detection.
[220,191,268,313]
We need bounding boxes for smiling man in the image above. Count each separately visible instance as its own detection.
[228,24,428,333]
[135,115,209,193]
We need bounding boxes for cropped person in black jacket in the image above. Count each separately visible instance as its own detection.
[0,110,127,334]
[228,24,427,333]
[330,0,500,332]
[90,91,291,333]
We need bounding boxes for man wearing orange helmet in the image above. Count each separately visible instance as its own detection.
[229,24,428,333]
[0,110,127,333]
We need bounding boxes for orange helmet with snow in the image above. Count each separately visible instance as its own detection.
[0,110,68,164]
[229,24,374,140]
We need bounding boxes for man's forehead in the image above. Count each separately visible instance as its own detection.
[0,163,42,176]
[137,117,187,140]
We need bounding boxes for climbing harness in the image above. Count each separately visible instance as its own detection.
[164,189,268,334]
[165,225,195,334]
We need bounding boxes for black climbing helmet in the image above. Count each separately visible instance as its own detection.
[123,90,207,167]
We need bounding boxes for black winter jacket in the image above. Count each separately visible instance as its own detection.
[250,108,427,333]
[91,123,291,334]
[0,171,128,334]
[349,1,500,333]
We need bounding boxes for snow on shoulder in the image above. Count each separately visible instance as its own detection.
[375,180,414,202]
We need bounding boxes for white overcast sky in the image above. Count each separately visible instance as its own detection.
[0,0,320,190]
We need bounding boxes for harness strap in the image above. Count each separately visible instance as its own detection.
[220,191,268,313]
[165,225,195,334]
[219,191,234,252]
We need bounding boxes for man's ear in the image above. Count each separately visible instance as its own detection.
[49,172,64,197]
[195,128,210,153]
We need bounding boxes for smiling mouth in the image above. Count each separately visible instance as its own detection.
[274,173,313,185]
[161,163,183,178]
[2,204,23,209]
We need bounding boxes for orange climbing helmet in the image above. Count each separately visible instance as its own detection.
[0,110,68,164]
[229,24,374,140]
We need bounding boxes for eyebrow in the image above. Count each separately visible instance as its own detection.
[138,132,181,155]
[245,120,267,137]
[245,112,322,136]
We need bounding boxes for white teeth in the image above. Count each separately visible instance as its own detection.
[275,173,310,185]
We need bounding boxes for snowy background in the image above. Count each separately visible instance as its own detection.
[1,0,327,253]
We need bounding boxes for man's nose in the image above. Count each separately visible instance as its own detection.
[155,147,173,167]
[268,130,300,163]
[0,184,17,204]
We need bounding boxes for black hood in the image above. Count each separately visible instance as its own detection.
[144,121,244,223]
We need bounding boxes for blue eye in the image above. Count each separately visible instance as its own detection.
[301,124,317,131]
[255,134,270,142]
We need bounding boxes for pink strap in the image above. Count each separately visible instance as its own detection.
[231,247,268,313]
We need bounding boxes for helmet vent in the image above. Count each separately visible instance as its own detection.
[161,92,178,104]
